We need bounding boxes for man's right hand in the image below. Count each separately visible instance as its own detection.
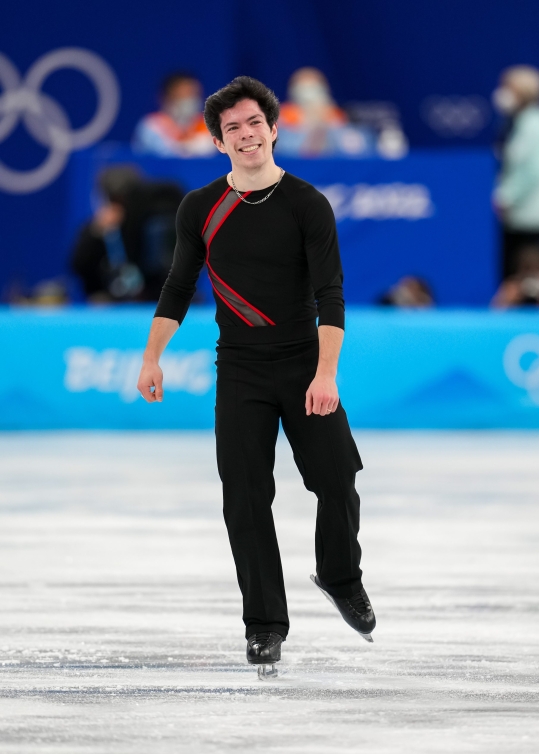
[137,361,164,403]
[137,317,179,402]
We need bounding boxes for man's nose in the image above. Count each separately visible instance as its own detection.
[239,123,254,138]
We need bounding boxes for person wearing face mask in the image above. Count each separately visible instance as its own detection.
[278,67,371,156]
[282,68,347,127]
[132,73,214,158]
[493,66,539,279]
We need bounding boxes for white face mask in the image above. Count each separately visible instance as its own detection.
[167,96,202,125]
[290,81,331,107]
[492,87,519,115]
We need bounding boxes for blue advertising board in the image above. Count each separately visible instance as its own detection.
[2,307,539,430]
[67,148,497,307]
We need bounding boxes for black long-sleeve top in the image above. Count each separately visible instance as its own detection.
[154,172,345,344]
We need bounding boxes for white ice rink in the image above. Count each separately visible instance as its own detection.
[0,431,538,753]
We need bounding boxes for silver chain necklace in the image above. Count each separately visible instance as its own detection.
[229,168,285,205]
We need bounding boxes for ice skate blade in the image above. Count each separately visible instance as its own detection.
[310,574,374,643]
[257,663,278,680]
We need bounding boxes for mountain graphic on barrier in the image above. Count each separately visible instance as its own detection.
[0,388,59,430]
[356,369,522,429]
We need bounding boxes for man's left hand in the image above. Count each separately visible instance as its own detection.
[306,374,339,416]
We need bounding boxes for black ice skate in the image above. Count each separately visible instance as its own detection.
[310,574,376,642]
[246,632,283,679]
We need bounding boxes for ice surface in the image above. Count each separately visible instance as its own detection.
[0,431,538,753]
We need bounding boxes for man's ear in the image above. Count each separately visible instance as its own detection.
[271,122,278,142]
[213,135,227,154]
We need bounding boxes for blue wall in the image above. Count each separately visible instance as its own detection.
[2,0,537,147]
[66,148,497,307]
[2,307,539,430]
[1,0,532,300]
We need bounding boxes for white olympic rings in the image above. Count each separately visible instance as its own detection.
[0,48,120,194]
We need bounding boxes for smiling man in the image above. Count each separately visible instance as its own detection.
[137,77,375,676]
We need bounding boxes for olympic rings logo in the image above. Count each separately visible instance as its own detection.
[0,48,120,194]
[503,334,539,405]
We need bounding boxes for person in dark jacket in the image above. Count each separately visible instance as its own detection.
[71,166,184,302]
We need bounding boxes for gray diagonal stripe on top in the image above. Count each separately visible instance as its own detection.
[202,190,238,246]
[211,276,268,326]
[202,188,270,327]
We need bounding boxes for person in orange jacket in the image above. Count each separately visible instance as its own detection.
[133,72,214,158]
[278,67,355,155]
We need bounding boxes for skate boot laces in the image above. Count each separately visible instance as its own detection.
[347,588,371,617]
[246,632,283,664]
[249,632,272,648]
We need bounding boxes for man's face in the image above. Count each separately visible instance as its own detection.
[214,99,277,169]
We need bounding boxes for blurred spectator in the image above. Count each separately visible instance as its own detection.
[8,279,69,307]
[132,73,214,157]
[491,245,539,308]
[71,166,184,303]
[345,101,408,159]
[493,66,539,279]
[277,67,375,157]
[378,276,435,307]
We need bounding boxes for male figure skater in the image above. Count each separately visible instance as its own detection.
[137,77,375,675]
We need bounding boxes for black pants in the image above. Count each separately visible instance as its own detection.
[215,337,363,639]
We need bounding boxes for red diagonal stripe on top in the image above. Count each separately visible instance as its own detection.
[201,184,276,327]
[206,192,249,252]
[206,261,275,325]
[201,187,232,236]
[211,284,254,327]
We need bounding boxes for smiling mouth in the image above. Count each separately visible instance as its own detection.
[239,144,261,153]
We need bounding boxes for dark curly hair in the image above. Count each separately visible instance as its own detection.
[204,76,280,150]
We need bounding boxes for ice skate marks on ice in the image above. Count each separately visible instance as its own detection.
[310,574,374,643]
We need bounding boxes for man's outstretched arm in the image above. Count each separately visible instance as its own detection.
[137,317,179,402]
[305,324,344,416]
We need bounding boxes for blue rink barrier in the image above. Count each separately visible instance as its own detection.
[1,307,539,430]
[67,148,497,307]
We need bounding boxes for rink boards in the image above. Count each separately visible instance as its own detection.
[1,306,539,429]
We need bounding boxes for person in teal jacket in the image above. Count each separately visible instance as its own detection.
[493,66,539,279]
